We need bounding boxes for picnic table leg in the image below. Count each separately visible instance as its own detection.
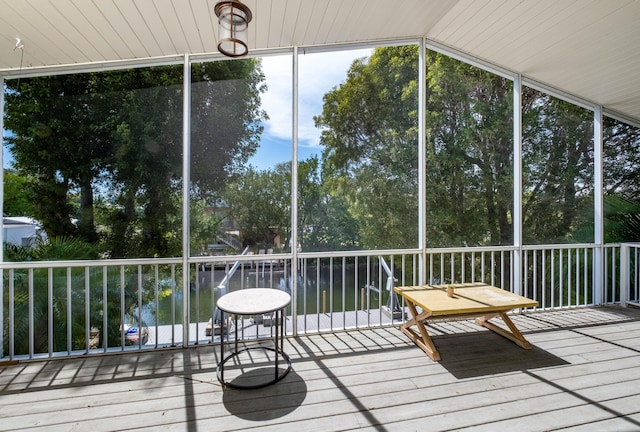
[476,312,532,349]
[400,301,441,361]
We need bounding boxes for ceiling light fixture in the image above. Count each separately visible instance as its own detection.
[214,0,252,58]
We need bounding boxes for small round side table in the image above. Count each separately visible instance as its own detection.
[216,288,292,389]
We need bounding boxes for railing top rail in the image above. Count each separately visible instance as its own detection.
[424,245,518,253]
[296,249,420,259]
[0,256,182,269]
[620,242,640,247]
[520,243,600,251]
[0,243,620,270]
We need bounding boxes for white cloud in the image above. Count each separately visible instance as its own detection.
[260,55,293,141]
[260,48,372,149]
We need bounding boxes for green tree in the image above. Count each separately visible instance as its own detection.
[298,156,360,251]
[190,60,267,200]
[190,199,224,255]
[3,74,114,239]
[603,117,640,199]
[3,169,36,216]
[522,90,594,244]
[425,53,514,247]
[99,69,184,258]
[601,117,640,243]
[225,163,291,250]
[604,195,640,242]
[315,45,419,249]
[316,46,515,249]
[4,60,266,258]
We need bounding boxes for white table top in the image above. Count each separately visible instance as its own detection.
[216,288,291,315]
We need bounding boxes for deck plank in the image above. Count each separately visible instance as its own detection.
[2,306,640,431]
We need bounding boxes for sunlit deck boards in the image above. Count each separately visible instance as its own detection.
[2,306,640,431]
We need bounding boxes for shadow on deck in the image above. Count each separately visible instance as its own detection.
[2,306,640,431]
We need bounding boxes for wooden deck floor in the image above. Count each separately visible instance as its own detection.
[2,306,640,431]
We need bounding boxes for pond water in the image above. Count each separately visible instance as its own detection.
[144,264,390,326]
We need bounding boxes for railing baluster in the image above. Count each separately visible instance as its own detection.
[3,245,632,361]
[533,249,537,300]
[549,249,556,307]
[566,248,570,307]
[524,250,528,298]
[575,248,579,306]
[500,250,505,289]
[85,267,90,353]
[317,257,321,331]
[120,265,125,351]
[450,252,454,283]
[636,248,639,302]
[28,268,34,359]
[171,264,176,346]
[612,250,617,303]
[48,268,54,356]
[137,265,143,348]
[354,256,359,328]
[102,266,108,352]
[342,256,346,330]
[67,267,72,355]
[9,270,15,360]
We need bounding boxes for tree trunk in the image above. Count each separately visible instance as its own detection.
[77,178,98,243]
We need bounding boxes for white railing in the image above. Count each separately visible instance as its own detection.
[0,243,627,361]
[620,243,640,307]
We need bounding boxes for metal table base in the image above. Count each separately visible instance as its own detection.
[216,307,292,389]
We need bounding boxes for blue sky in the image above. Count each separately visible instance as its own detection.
[248,49,372,170]
[2,142,11,168]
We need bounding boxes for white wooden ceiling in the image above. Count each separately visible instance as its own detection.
[1,0,639,123]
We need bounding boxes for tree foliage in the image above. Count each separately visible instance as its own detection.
[315,45,419,249]
[224,163,291,250]
[314,46,640,249]
[604,195,640,242]
[3,60,266,258]
[425,53,514,247]
[603,117,640,199]
[4,48,640,258]
[316,46,516,249]
[522,90,594,244]
[2,169,36,216]
[297,156,360,251]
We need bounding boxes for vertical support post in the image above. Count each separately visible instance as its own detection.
[513,73,523,296]
[418,38,427,285]
[0,74,5,359]
[182,55,192,346]
[594,105,604,305]
[620,244,629,306]
[291,47,299,336]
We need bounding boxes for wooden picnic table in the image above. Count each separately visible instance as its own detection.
[394,282,538,361]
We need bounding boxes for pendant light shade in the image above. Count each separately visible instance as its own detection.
[214,1,252,57]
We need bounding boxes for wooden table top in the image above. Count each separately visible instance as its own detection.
[394,282,538,316]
